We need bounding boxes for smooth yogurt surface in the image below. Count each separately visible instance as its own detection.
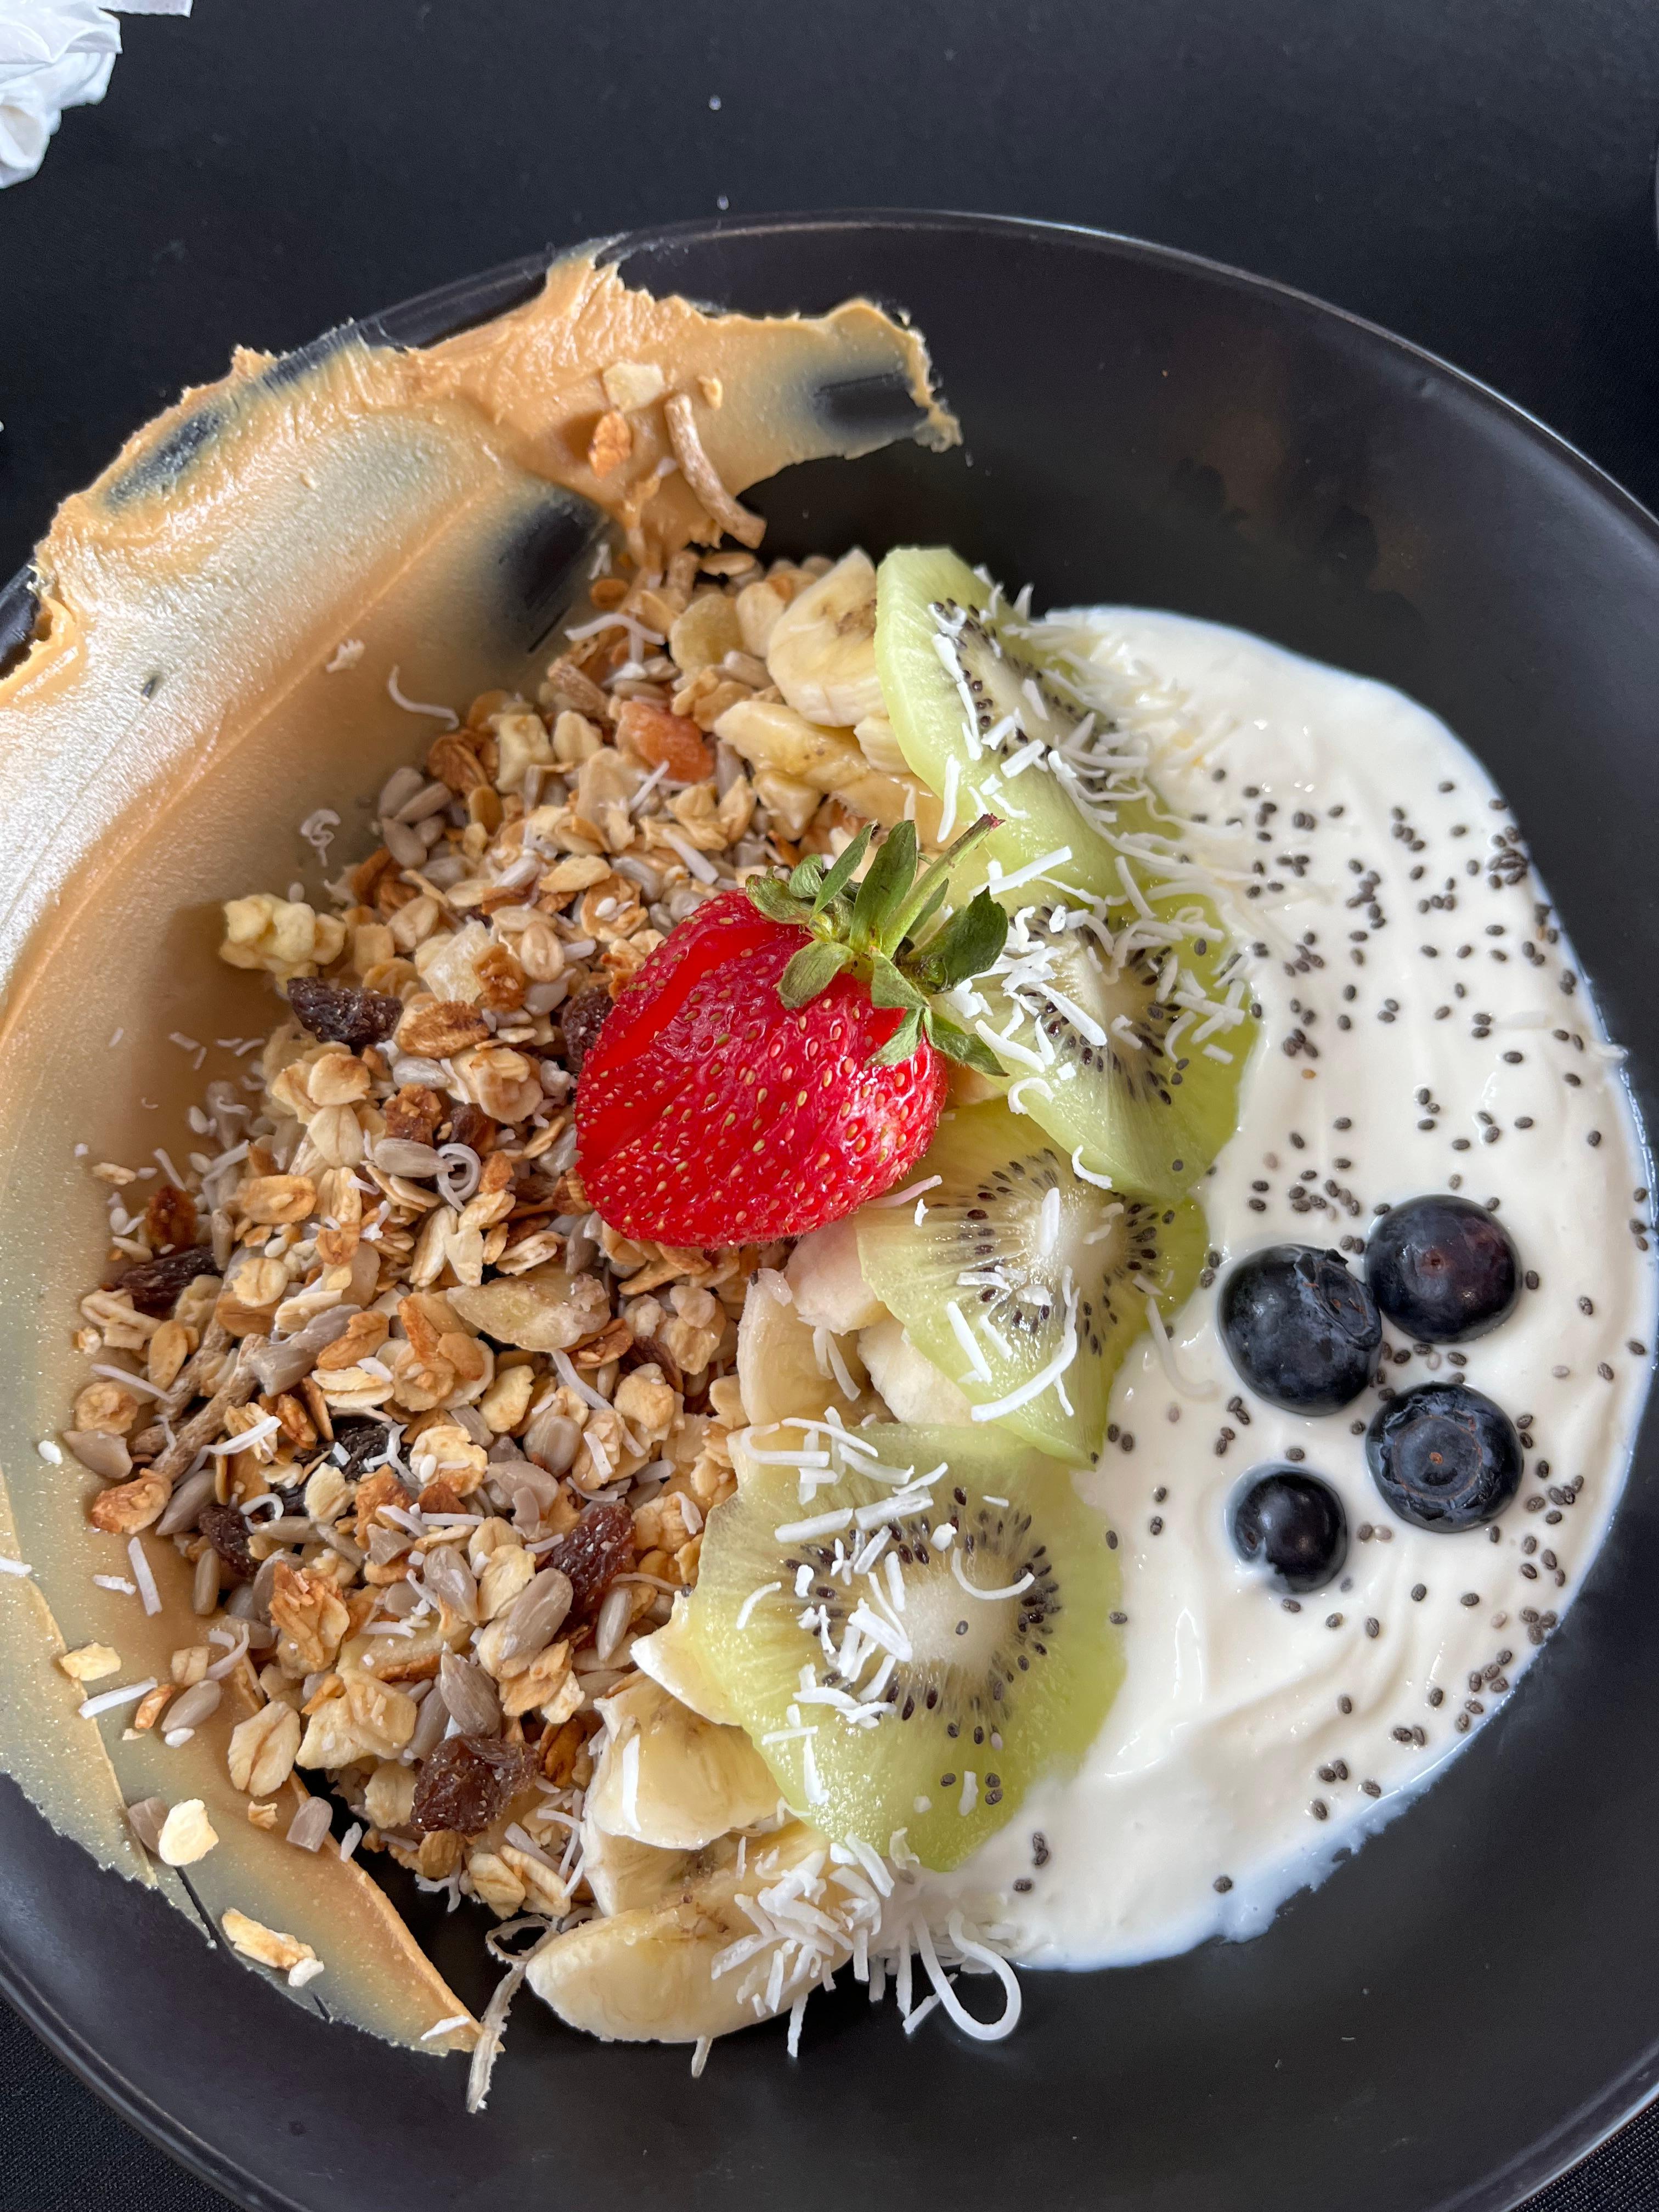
[921,607,1656,1969]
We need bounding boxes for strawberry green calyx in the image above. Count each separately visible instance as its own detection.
[742,817,1008,1075]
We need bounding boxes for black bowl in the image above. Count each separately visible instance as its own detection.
[4,211,1657,2212]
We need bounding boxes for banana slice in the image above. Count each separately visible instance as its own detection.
[784,1215,889,1334]
[764,548,885,725]
[737,1268,867,1426]
[633,1595,742,1727]
[859,1314,975,1425]
[528,1822,850,2044]
[586,1675,782,1850]
[853,710,909,774]
[714,696,944,844]
[580,1814,691,1917]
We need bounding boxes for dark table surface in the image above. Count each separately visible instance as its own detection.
[3,2,1658,2206]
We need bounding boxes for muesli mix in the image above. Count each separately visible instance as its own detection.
[61,541,1004,2095]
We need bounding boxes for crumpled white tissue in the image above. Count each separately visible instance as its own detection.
[0,0,190,189]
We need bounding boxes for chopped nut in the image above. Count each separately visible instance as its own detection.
[72,1378,142,1435]
[246,1800,280,1831]
[88,1472,169,1534]
[586,409,633,477]
[58,1643,121,1684]
[426,730,488,793]
[132,1685,173,1732]
[221,1908,317,1974]
[171,1644,211,1686]
[157,1799,219,1866]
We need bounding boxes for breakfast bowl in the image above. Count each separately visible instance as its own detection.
[0,210,1656,2212]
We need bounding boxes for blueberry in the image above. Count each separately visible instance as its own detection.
[1365,1194,1520,1344]
[1366,1381,1522,1531]
[1230,1468,1349,1593]
[1218,1244,1382,1413]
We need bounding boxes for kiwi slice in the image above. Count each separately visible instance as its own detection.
[874,548,1257,1189]
[973,903,1255,1199]
[874,546,1122,898]
[686,1422,1122,1872]
[856,1101,1207,1462]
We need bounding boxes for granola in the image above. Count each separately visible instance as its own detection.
[62,543,909,2047]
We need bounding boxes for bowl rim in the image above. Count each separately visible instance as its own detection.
[3,204,1656,2212]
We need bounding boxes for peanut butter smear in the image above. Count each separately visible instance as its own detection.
[0,249,954,2055]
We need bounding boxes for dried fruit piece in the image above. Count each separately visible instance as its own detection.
[383,1084,443,1143]
[115,1245,218,1318]
[410,1733,535,1836]
[445,1101,498,1154]
[145,1183,199,1254]
[198,1500,257,1582]
[560,986,613,1073]
[328,1415,392,1480]
[538,1501,634,1617]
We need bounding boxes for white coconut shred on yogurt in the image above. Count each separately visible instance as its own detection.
[907,607,1656,1968]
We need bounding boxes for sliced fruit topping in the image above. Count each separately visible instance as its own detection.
[527,1821,845,2044]
[1366,1382,1522,1531]
[764,548,887,726]
[575,819,1009,1245]
[1229,1468,1349,1594]
[969,901,1255,1198]
[685,1421,1122,1872]
[632,1594,742,1727]
[1365,1193,1521,1344]
[872,548,1256,1191]
[1220,1244,1381,1414]
[736,1268,870,1427]
[585,1675,783,1851]
[855,1099,1207,1462]
[875,546,1120,896]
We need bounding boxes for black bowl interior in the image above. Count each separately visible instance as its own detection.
[3,211,1657,2212]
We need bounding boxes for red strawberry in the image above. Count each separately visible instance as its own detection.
[575,819,1007,1246]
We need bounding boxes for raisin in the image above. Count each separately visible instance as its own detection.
[286,975,403,1052]
[538,1500,634,1616]
[144,1183,199,1254]
[444,1101,498,1154]
[560,986,614,1074]
[325,1416,391,1480]
[114,1244,218,1317]
[411,1734,535,1836]
[198,1500,256,1583]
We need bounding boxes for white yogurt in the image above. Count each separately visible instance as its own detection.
[918,610,1656,1968]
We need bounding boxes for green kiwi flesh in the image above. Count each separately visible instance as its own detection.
[856,1101,1208,1462]
[687,1422,1122,1872]
[874,546,1121,898]
[973,904,1256,1199]
[875,548,1257,1194]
